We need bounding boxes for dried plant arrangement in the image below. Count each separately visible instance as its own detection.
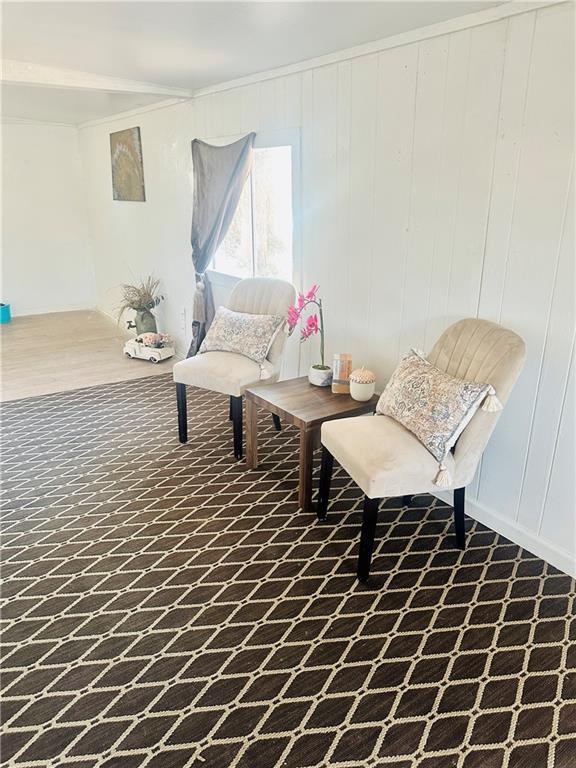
[117,276,163,317]
[117,276,164,334]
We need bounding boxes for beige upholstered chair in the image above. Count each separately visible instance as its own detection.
[173,277,295,458]
[317,318,526,582]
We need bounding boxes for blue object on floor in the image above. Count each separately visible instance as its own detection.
[0,303,11,324]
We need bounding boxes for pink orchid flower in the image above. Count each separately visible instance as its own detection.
[306,314,319,334]
[287,305,300,329]
[286,284,325,366]
[306,284,319,300]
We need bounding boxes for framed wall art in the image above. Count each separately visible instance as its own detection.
[110,127,146,202]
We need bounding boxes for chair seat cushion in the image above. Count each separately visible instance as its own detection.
[173,352,275,397]
[321,413,456,499]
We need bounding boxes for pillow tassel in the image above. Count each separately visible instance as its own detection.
[482,385,503,412]
[260,364,271,381]
[434,463,452,488]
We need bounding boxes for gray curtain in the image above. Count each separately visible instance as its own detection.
[187,132,256,357]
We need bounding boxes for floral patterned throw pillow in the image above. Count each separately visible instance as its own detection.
[376,351,494,486]
[199,307,284,365]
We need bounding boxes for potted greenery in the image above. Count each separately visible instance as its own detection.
[287,284,332,386]
[117,277,164,335]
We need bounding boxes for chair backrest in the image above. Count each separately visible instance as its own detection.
[427,318,526,485]
[227,277,296,367]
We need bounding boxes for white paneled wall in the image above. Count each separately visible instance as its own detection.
[79,2,574,574]
[2,123,95,315]
[79,101,197,345]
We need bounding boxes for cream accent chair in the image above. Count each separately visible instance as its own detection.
[173,277,295,459]
[317,318,526,582]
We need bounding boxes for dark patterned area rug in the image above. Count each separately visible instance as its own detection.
[1,374,575,768]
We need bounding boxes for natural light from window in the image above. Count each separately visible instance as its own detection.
[213,146,293,281]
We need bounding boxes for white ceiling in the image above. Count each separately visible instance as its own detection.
[1,1,503,125]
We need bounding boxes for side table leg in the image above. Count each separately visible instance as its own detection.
[246,397,258,469]
[299,428,316,513]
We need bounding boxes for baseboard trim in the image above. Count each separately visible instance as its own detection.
[434,490,575,578]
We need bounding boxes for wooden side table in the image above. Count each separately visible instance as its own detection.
[245,377,378,513]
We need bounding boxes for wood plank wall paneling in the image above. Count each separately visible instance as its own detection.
[333,61,352,364]
[370,46,417,371]
[527,175,574,542]
[347,55,379,366]
[423,28,471,352]
[397,35,449,360]
[81,2,575,573]
[540,346,575,552]
[478,3,574,528]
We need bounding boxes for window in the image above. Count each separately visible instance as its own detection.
[212,145,293,282]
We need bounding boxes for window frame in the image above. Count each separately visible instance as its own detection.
[206,128,301,293]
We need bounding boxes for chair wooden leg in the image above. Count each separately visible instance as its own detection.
[357,496,380,583]
[176,383,187,444]
[229,397,233,421]
[402,495,413,506]
[271,413,281,431]
[454,487,466,550]
[231,395,243,460]
[317,447,334,521]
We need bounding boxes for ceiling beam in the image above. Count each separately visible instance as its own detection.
[1,59,194,98]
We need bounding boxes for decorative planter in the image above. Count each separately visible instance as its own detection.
[135,309,157,334]
[350,380,376,401]
[350,367,377,401]
[308,365,333,387]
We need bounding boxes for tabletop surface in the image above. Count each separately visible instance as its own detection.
[245,376,379,429]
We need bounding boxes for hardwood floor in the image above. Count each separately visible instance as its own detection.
[0,310,176,401]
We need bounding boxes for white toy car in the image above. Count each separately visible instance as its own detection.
[124,335,175,364]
